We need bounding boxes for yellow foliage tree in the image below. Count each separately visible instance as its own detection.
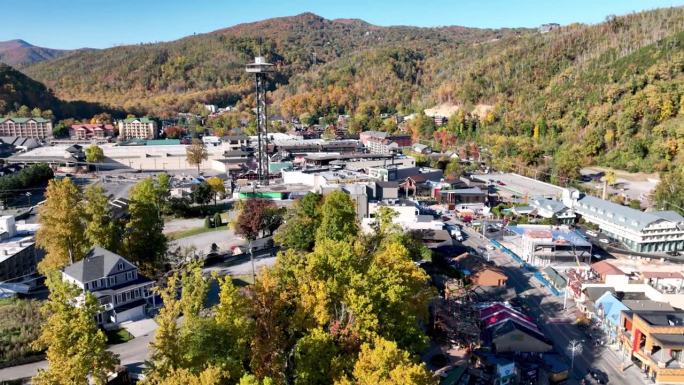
[32,273,118,385]
[335,338,435,385]
[36,178,87,274]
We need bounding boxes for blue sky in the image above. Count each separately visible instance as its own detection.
[3,0,684,49]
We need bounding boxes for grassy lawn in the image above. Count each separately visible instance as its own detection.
[105,328,134,345]
[167,224,228,241]
[0,298,44,366]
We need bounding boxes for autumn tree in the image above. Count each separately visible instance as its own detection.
[206,176,226,206]
[36,178,87,273]
[186,139,208,175]
[32,273,118,385]
[654,166,684,212]
[84,184,118,251]
[153,366,224,385]
[85,144,105,163]
[235,199,283,241]
[145,274,184,383]
[316,191,358,242]
[250,270,290,384]
[334,338,435,385]
[122,177,168,277]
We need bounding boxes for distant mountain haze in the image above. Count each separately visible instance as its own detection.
[0,39,74,67]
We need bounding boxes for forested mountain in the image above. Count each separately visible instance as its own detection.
[0,40,72,67]
[13,8,684,174]
[22,12,526,115]
[0,63,121,120]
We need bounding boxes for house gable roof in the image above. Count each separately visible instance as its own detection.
[62,246,135,283]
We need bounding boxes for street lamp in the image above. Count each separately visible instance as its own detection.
[567,339,583,376]
[25,192,32,207]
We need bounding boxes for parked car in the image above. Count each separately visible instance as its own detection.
[486,245,495,251]
[599,238,609,244]
[586,230,598,237]
[588,368,609,384]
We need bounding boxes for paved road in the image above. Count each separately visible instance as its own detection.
[169,227,245,256]
[0,331,155,382]
[458,223,648,385]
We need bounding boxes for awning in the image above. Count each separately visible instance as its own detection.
[543,266,567,289]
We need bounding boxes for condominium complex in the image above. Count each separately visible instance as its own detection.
[70,123,115,141]
[570,194,684,253]
[117,117,157,140]
[0,117,52,139]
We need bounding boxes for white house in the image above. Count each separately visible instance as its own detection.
[62,247,156,326]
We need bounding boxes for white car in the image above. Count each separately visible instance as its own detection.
[486,245,495,251]
[599,238,609,244]
[586,230,598,237]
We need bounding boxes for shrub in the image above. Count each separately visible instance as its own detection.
[212,212,222,227]
[0,298,45,365]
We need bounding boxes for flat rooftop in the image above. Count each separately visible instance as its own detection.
[472,173,565,199]
[508,225,591,247]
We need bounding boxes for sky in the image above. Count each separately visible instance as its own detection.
[3,0,684,49]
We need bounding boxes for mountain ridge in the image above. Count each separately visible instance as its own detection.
[0,39,73,67]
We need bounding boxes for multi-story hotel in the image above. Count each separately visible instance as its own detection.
[117,117,157,140]
[0,117,52,139]
[569,194,684,253]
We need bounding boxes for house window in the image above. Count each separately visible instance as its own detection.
[109,277,115,286]
[125,291,131,301]
[91,280,97,289]
[118,262,124,271]
[126,271,132,280]
[84,282,89,290]
[117,294,123,303]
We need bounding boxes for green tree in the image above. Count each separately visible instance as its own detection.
[36,178,87,274]
[186,139,208,175]
[316,191,358,242]
[123,177,167,277]
[274,193,322,251]
[32,274,118,385]
[191,181,213,206]
[30,107,42,118]
[293,328,342,385]
[83,184,118,251]
[85,144,105,163]
[16,105,30,118]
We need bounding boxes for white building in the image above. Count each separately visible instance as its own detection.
[117,117,157,140]
[0,216,42,291]
[565,190,684,253]
[62,247,156,326]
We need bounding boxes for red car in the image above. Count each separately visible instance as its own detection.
[497,181,506,186]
